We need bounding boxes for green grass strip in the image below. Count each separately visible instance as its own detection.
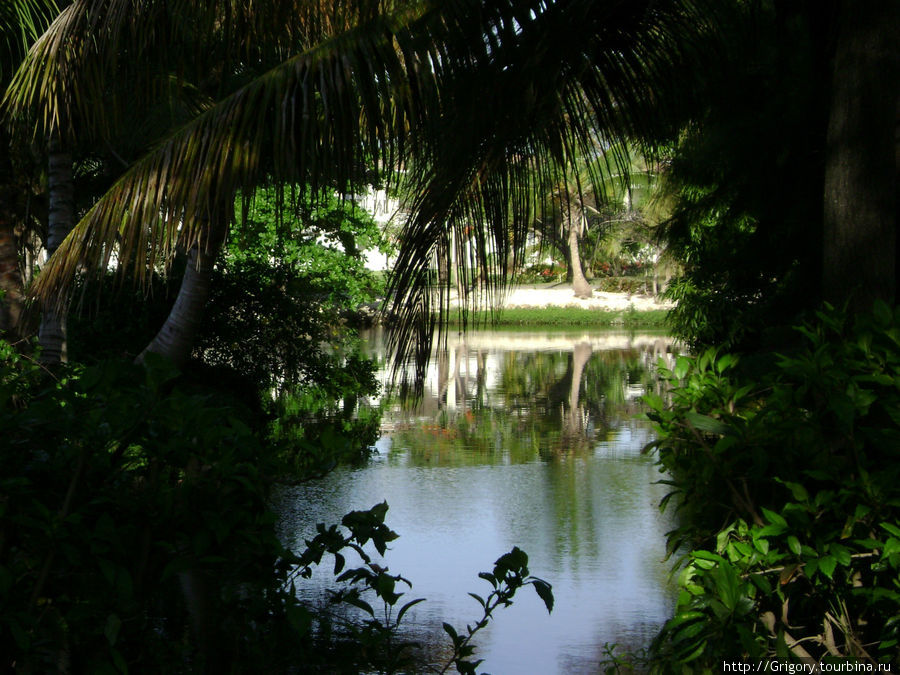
[445,307,670,327]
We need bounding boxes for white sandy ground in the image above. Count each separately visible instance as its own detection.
[449,283,674,311]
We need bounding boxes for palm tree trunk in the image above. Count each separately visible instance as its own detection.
[0,139,25,339]
[558,341,592,449]
[138,218,227,368]
[0,129,26,340]
[567,341,592,414]
[822,0,899,307]
[567,202,593,299]
[0,212,26,340]
[38,137,74,363]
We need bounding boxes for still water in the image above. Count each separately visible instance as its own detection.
[276,328,679,674]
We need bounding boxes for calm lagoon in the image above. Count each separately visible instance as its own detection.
[276,328,680,673]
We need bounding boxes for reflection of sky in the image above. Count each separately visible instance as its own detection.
[275,331,678,674]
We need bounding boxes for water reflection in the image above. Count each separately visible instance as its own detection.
[276,329,680,674]
[365,327,674,460]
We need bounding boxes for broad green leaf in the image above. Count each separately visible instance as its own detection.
[881,522,900,538]
[716,353,737,373]
[804,559,818,579]
[829,543,852,566]
[692,550,727,564]
[761,508,787,528]
[778,480,808,502]
[286,604,313,636]
[641,392,664,412]
[442,621,459,642]
[104,613,122,646]
[532,578,554,613]
[684,411,730,435]
[818,555,837,579]
[397,597,426,624]
[755,524,786,538]
[674,356,691,380]
[883,538,900,557]
[342,594,375,617]
[873,300,892,327]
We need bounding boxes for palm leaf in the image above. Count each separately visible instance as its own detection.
[0,0,58,83]
[23,0,709,375]
[385,0,707,378]
[30,11,423,304]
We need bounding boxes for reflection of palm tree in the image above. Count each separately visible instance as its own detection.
[436,347,450,410]
[391,333,669,462]
[473,349,488,409]
[453,342,467,413]
[544,342,594,451]
[566,340,593,430]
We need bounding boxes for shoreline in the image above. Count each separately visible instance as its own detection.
[365,283,673,327]
[446,283,673,326]
[496,283,674,312]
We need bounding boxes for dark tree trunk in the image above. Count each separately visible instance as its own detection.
[821,0,900,307]
[38,138,74,363]
[0,210,26,340]
[0,131,25,340]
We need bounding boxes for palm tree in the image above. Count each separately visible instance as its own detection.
[0,0,57,341]
[7,0,418,364]
[8,0,704,370]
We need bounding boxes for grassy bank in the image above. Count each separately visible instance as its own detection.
[446,306,670,327]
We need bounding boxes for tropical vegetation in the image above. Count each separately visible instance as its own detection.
[0,0,897,672]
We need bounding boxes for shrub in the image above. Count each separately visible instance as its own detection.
[644,303,900,668]
[0,351,310,672]
[596,276,654,295]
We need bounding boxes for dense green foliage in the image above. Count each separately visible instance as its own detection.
[197,186,388,394]
[0,347,305,671]
[67,186,386,470]
[642,303,900,669]
[4,0,897,671]
[660,2,830,351]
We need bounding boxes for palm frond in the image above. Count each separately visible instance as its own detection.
[0,0,58,83]
[4,0,412,141]
[31,11,423,306]
[27,0,710,379]
[385,0,708,379]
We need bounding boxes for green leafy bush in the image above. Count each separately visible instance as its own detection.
[644,303,900,669]
[596,276,654,295]
[515,264,568,284]
[196,186,385,459]
[0,351,313,672]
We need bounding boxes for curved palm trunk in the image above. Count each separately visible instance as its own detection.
[138,238,220,369]
[138,216,227,368]
[567,201,593,299]
[38,138,74,363]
